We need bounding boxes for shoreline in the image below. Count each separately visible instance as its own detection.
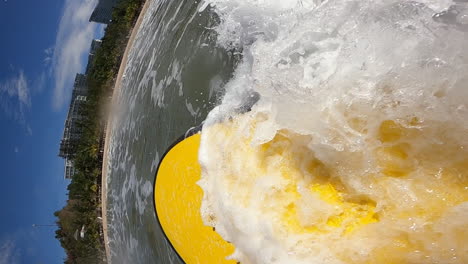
[101,0,151,262]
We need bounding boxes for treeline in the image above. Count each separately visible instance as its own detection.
[54,0,145,263]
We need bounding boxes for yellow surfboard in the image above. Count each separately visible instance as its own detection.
[154,132,236,264]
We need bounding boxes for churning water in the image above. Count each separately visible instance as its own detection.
[106,0,468,263]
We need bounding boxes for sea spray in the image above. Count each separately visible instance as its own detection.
[199,1,468,263]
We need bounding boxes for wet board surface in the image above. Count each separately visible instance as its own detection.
[154,133,236,264]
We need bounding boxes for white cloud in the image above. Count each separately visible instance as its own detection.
[0,239,19,264]
[34,72,47,93]
[0,70,31,123]
[43,47,54,65]
[51,0,99,110]
[44,47,54,56]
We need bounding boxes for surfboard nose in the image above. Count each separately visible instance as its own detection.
[154,133,236,264]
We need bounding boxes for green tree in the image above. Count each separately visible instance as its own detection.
[54,1,145,262]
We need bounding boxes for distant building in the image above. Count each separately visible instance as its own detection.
[71,74,88,100]
[89,0,121,24]
[85,39,102,74]
[59,95,88,160]
[59,38,105,178]
[59,89,87,179]
[64,158,76,179]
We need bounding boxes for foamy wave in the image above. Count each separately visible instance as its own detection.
[199,1,468,263]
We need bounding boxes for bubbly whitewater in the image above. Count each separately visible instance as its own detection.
[198,0,468,263]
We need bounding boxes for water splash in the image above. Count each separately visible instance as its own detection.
[199,1,468,263]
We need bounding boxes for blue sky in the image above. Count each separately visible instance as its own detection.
[0,0,104,263]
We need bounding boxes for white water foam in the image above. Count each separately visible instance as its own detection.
[199,1,468,263]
